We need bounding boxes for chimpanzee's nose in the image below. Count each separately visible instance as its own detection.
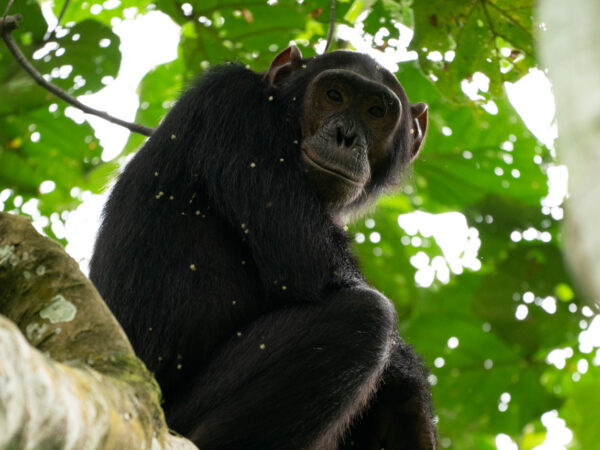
[336,126,356,149]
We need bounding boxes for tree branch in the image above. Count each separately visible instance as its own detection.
[0,212,197,449]
[2,0,15,20]
[323,0,336,53]
[0,13,154,137]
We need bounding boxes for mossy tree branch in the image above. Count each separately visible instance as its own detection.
[0,212,196,450]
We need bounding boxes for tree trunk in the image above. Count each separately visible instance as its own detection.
[539,0,600,304]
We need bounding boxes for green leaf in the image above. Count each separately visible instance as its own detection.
[35,19,122,95]
[472,244,581,354]
[51,0,153,26]
[0,105,104,216]
[411,0,536,100]
[561,365,600,449]
[394,63,548,213]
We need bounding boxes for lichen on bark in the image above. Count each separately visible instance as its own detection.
[0,212,197,450]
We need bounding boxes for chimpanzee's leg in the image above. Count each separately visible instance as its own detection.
[340,337,437,450]
[165,287,397,450]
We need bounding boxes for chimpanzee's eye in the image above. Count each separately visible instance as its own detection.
[368,106,385,118]
[327,89,343,102]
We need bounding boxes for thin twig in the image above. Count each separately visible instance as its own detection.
[44,0,71,41]
[0,14,154,136]
[3,0,15,20]
[323,0,335,53]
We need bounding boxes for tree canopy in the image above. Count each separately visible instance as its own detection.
[1,0,598,448]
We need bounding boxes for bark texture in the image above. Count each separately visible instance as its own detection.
[0,212,197,450]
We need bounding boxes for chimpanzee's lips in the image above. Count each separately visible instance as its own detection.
[301,148,363,185]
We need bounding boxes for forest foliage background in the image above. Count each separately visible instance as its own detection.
[1,0,599,448]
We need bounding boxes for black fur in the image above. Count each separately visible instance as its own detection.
[90,51,435,450]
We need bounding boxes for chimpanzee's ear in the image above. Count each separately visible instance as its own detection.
[264,46,303,87]
[410,102,428,160]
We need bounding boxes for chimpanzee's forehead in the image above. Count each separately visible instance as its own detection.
[310,50,404,97]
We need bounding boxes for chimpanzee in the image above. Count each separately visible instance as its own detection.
[89,46,435,450]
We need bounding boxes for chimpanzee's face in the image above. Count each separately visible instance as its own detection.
[266,47,428,210]
[300,66,404,207]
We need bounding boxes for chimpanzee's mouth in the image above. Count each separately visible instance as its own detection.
[301,148,363,185]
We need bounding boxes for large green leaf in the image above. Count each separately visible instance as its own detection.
[35,19,122,95]
[411,0,536,100]
[394,63,548,213]
[0,105,103,215]
[1,9,121,112]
